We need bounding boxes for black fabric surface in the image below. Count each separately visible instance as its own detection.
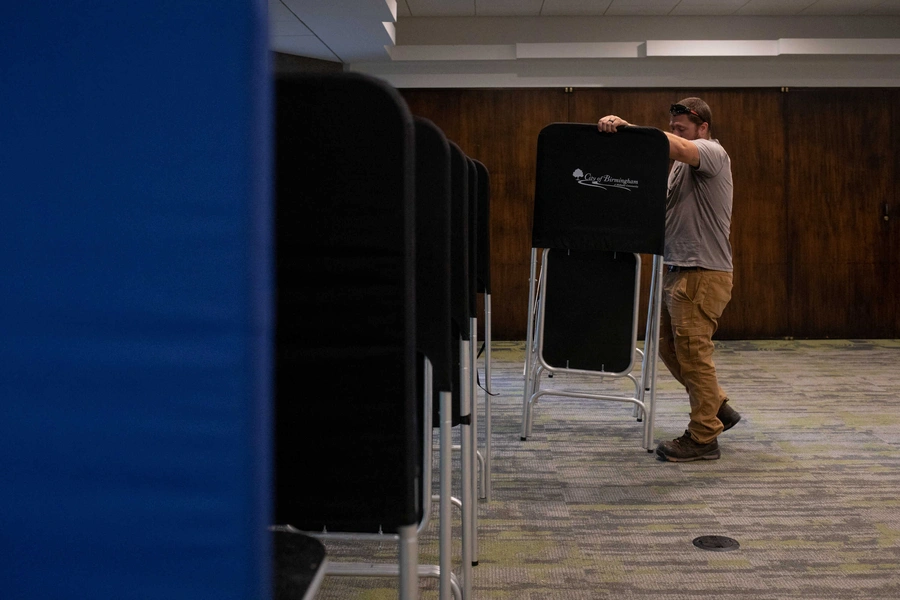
[448,142,470,422]
[414,117,453,394]
[474,159,491,294]
[413,117,460,427]
[449,142,470,339]
[467,158,478,316]
[274,73,420,533]
[532,124,668,255]
[541,249,638,373]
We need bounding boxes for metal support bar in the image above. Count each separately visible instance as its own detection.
[432,493,463,511]
[483,292,493,501]
[419,360,434,534]
[397,524,418,599]
[644,255,665,450]
[520,249,539,437]
[469,317,479,565]
[521,250,661,450]
[439,390,453,600]
[459,337,473,598]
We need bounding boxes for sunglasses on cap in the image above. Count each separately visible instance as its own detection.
[670,103,702,119]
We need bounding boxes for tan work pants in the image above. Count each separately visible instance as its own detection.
[659,269,733,444]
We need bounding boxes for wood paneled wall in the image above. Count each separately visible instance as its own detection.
[785,89,896,338]
[401,88,899,340]
[894,94,900,338]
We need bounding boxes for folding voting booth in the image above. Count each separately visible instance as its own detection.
[273,73,423,598]
[449,142,479,595]
[520,124,669,451]
[414,117,463,600]
[473,159,495,504]
[274,75,472,600]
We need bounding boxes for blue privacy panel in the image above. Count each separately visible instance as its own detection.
[0,2,272,599]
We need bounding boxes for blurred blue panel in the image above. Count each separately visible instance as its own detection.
[0,2,272,599]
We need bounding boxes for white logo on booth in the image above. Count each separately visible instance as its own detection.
[572,169,638,192]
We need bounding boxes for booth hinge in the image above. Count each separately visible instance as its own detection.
[780,86,790,93]
[564,87,574,93]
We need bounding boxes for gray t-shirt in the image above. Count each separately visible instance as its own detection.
[665,138,733,272]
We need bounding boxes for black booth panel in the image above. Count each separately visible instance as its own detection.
[532,124,668,255]
[541,250,638,373]
[412,118,460,426]
[474,159,491,294]
[413,117,453,394]
[466,158,478,316]
[274,73,419,533]
[449,142,470,339]
[447,142,470,424]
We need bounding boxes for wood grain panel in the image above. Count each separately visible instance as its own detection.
[693,90,789,339]
[400,87,897,340]
[786,89,895,338]
[400,89,462,147]
[894,90,900,337]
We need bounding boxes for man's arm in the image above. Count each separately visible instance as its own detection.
[597,115,700,167]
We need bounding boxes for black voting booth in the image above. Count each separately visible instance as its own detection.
[273,72,474,600]
[462,155,494,568]
[449,142,479,595]
[472,159,495,504]
[413,117,464,600]
[273,73,424,598]
[520,123,669,451]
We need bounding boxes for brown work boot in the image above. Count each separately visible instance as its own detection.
[656,430,720,462]
[718,400,741,432]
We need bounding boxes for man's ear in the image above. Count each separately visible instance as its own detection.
[699,122,710,138]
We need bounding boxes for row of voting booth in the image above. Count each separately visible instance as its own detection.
[272,74,671,599]
[5,4,673,596]
[272,72,495,600]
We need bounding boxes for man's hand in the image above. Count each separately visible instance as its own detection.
[598,115,630,133]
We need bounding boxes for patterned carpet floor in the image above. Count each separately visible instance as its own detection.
[308,339,900,599]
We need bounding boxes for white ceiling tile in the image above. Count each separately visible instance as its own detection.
[864,0,900,15]
[540,0,614,15]
[279,0,395,63]
[405,0,474,17]
[269,0,300,22]
[800,0,884,15]
[270,18,314,37]
[475,0,543,16]
[275,0,900,65]
[669,0,746,16]
[735,0,817,15]
[270,35,340,61]
[605,0,682,16]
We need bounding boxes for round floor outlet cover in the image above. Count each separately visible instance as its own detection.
[692,535,740,552]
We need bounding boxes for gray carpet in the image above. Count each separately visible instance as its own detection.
[310,339,900,599]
